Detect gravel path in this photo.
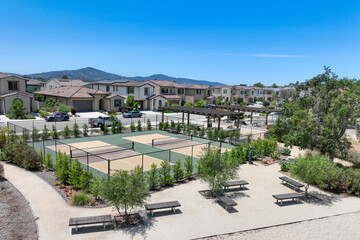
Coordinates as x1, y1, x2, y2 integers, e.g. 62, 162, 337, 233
0, 179, 38, 240
200, 211, 360, 240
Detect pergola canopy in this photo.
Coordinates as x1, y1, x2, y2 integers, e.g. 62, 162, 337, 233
160, 106, 244, 117
214, 105, 277, 114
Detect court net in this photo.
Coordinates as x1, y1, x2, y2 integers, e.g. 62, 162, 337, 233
71, 141, 135, 157
152, 136, 193, 147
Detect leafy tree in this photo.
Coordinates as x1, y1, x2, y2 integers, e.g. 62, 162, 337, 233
55, 152, 71, 184
173, 160, 184, 182
22, 128, 31, 142
219, 128, 227, 142
147, 163, 159, 190
253, 82, 264, 87
69, 159, 84, 189
136, 120, 142, 131
126, 95, 138, 110
184, 157, 194, 178
158, 122, 164, 130
61, 75, 69, 79
170, 120, 176, 128
45, 97, 57, 108
262, 100, 270, 107
103, 125, 109, 135
233, 97, 238, 104
99, 166, 148, 217
272, 67, 360, 160
90, 176, 101, 199
176, 122, 181, 133
32, 127, 41, 141
34, 94, 45, 102
216, 96, 224, 105
165, 101, 169, 107
79, 170, 93, 191
194, 100, 206, 108
213, 128, 219, 141
207, 128, 213, 140
198, 147, 239, 195
271, 83, 278, 88
147, 119, 152, 130
192, 126, 198, 137
229, 131, 234, 143
234, 131, 240, 140
10, 100, 25, 119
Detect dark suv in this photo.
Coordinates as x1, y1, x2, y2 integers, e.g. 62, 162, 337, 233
45, 112, 70, 122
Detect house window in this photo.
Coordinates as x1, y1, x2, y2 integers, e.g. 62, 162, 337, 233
9, 81, 19, 91
196, 89, 202, 94
116, 86, 118, 91
144, 87, 149, 96
158, 100, 162, 107
114, 99, 121, 107
240, 90, 245, 95
161, 88, 168, 94
106, 86, 110, 92
113, 86, 115, 91
223, 90, 227, 94
128, 87, 134, 94
178, 89, 184, 95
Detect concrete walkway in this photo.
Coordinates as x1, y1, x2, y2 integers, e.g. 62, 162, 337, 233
3, 152, 360, 240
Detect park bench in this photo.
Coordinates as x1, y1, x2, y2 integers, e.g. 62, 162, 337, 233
272, 193, 303, 205
69, 215, 113, 232
279, 176, 304, 190
217, 195, 237, 210
145, 201, 181, 216
224, 180, 249, 191
167, 127, 178, 134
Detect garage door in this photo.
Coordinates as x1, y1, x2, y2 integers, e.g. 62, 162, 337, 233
73, 100, 93, 112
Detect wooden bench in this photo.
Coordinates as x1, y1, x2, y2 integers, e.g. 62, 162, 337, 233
272, 193, 303, 205
217, 195, 237, 210
69, 215, 113, 232
145, 201, 181, 216
279, 176, 304, 190
224, 180, 249, 191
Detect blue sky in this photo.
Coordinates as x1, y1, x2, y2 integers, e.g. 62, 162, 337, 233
1, 0, 359, 85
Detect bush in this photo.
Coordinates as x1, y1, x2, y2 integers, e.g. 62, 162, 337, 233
58, 104, 70, 113
22, 128, 31, 142
2, 142, 41, 170
147, 119, 152, 130
103, 125, 109, 135
158, 122, 164, 131
184, 157, 194, 178
207, 129, 213, 140
42, 125, 51, 140
282, 148, 291, 156
136, 120, 142, 131
11, 100, 25, 119
192, 126, 198, 137
219, 128, 227, 142
173, 160, 184, 182
71, 108, 77, 116
73, 123, 80, 137
25, 114, 35, 119
213, 128, 219, 141
111, 121, 116, 134
82, 124, 89, 137
116, 121, 124, 133
170, 120, 176, 128
0, 162, 4, 179
147, 163, 160, 190
55, 152, 71, 184
51, 125, 59, 139
44, 153, 54, 170
160, 160, 173, 186
281, 162, 289, 172
176, 123, 181, 133
79, 169, 93, 191
90, 176, 101, 199
5, 113, 14, 119
32, 127, 41, 141
130, 122, 136, 132
71, 192, 91, 206
199, 127, 205, 138
164, 122, 169, 131
69, 159, 84, 190
62, 125, 71, 138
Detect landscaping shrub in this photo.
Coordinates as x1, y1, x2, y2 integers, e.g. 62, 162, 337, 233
199, 127, 205, 138
5, 113, 14, 119
73, 123, 80, 137
25, 114, 35, 119
160, 160, 173, 186
62, 125, 71, 138
82, 124, 89, 137
2, 142, 41, 170
103, 125, 109, 135
229, 131, 234, 143
111, 121, 116, 134
43, 153, 54, 170
69, 159, 84, 190
170, 120, 176, 128
282, 148, 292, 156
32, 127, 41, 141
58, 104, 70, 113
130, 122, 136, 132
0, 162, 4, 179
207, 129, 213, 140
288, 154, 360, 196
147, 119, 152, 130
173, 159, 184, 182
71, 108, 77, 116
22, 128, 31, 142
136, 120, 142, 131
55, 152, 71, 184
176, 123, 181, 133
164, 121, 169, 131
10, 100, 25, 119
90, 176, 101, 199
219, 128, 227, 142
71, 192, 91, 206
79, 170, 93, 190
42, 125, 50, 140
51, 125, 59, 139
213, 128, 219, 141
158, 122, 164, 131
186, 124, 190, 135
184, 157, 194, 178
192, 126, 198, 137
116, 121, 124, 133
147, 163, 160, 190
281, 162, 289, 172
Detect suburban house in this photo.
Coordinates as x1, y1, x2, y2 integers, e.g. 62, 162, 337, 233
0, 73, 36, 114
43, 78, 86, 90
181, 83, 211, 105
27, 79, 45, 92
147, 80, 184, 110
211, 85, 234, 103
35, 86, 125, 112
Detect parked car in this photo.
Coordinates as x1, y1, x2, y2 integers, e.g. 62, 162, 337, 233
122, 111, 142, 118
206, 104, 215, 109
88, 116, 119, 128
45, 112, 70, 122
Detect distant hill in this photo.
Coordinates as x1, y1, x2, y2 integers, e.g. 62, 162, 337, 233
25, 67, 224, 86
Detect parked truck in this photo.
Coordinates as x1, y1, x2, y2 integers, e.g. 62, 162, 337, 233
88, 116, 119, 128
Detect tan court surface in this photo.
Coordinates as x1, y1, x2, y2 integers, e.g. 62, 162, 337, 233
47, 140, 166, 173
124, 133, 229, 158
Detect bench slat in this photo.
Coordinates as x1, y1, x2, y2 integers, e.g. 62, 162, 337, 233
272, 193, 303, 200
69, 215, 112, 226
145, 201, 181, 211
225, 180, 249, 187
279, 176, 304, 187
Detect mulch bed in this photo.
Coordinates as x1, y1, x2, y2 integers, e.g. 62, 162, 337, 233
114, 213, 144, 228
0, 178, 38, 240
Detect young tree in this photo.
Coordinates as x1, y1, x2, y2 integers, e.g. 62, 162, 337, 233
184, 157, 194, 179
130, 122, 136, 132
116, 120, 124, 133
207, 128, 213, 140
198, 147, 239, 195
62, 125, 71, 138
69, 159, 83, 189
51, 125, 59, 139
173, 160, 184, 182
147, 119, 152, 130
99, 166, 148, 217
43, 153, 53, 170
73, 123, 80, 137
184, 102, 192, 107
82, 124, 89, 137
253, 82, 264, 87
272, 67, 360, 160
10, 100, 25, 119
147, 163, 159, 190
194, 100, 206, 108
136, 120, 142, 131
111, 121, 117, 134
126, 95, 138, 110
160, 160, 173, 186
219, 128, 227, 142
192, 126, 198, 137
216, 96, 224, 105
199, 126, 205, 138
42, 124, 50, 140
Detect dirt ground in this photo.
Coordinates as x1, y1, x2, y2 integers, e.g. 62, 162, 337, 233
0, 178, 38, 240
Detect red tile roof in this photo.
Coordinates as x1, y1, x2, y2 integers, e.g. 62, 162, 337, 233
148, 80, 184, 88
36, 87, 110, 99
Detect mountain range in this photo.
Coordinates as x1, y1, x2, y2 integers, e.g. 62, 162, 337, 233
24, 67, 224, 86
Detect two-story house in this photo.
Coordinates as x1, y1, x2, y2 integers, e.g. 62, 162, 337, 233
44, 78, 85, 90
181, 83, 211, 105
0, 73, 36, 114
147, 80, 184, 110
211, 85, 234, 103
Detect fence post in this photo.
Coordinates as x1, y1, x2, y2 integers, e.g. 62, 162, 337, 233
55, 139, 57, 161
191, 145, 194, 165
108, 160, 110, 177
87, 152, 89, 172
142, 154, 144, 173
144, 115, 146, 131
156, 115, 158, 130
42, 137, 45, 167
168, 150, 171, 164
